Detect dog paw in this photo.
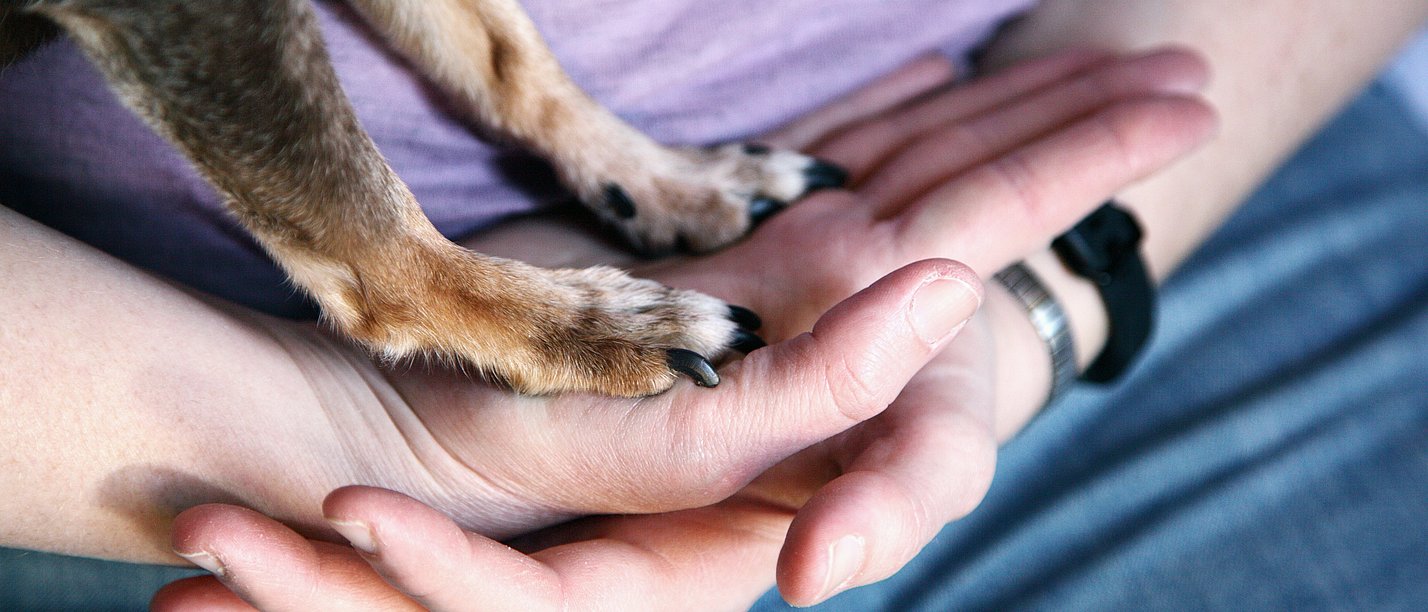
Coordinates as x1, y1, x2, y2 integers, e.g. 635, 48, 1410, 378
583, 143, 846, 254
347, 251, 766, 397
522, 266, 767, 395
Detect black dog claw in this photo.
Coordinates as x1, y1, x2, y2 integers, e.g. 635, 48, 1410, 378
749, 197, 786, 224
803, 160, 849, 192
602, 183, 637, 219
667, 349, 720, 388
730, 329, 768, 354
728, 305, 763, 331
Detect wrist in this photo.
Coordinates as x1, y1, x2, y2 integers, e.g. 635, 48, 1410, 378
987, 247, 1117, 440
1022, 249, 1110, 372
984, 281, 1055, 441
1003, 196, 1160, 425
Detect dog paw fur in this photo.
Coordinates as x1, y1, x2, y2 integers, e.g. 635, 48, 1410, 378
575, 143, 846, 254
335, 246, 765, 397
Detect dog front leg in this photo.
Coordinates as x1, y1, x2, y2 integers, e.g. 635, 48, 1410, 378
24, 0, 753, 395
347, 0, 846, 254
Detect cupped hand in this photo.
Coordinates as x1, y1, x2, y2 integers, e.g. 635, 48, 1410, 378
347, 254, 980, 538
156, 485, 795, 611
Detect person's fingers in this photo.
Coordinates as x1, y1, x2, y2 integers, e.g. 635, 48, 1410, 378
324, 486, 787, 612
814, 49, 1110, 180
899, 94, 1218, 276
762, 54, 957, 151
527, 503, 790, 611
151, 575, 255, 611
775, 357, 998, 606
168, 504, 421, 611
862, 48, 1210, 216
322, 486, 560, 612
622, 259, 984, 509
159, 489, 782, 611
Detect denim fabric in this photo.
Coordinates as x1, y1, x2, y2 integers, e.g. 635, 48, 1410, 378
752, 75, 1428, 612
0, 551, 197, 611
5, 53, 1427, 612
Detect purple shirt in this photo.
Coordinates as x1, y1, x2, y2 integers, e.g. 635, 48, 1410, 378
0, 0, 1033, 317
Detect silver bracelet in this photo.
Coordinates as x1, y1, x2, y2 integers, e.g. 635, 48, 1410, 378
994, 262, 1078, 406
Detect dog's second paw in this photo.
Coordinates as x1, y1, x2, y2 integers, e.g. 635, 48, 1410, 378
583, 143, 847, 254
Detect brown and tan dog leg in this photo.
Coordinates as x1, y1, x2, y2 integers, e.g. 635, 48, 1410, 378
18, 0, 757, 395
346, 0, 847, 254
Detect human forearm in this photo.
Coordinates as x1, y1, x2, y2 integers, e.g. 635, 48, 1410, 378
0, 206, 366, 563
981, 1, 1428, 427
986, 0, 1428, 274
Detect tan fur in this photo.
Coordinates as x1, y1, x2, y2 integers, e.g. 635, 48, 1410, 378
5, 0, 829, 396
345, 0, 826, 252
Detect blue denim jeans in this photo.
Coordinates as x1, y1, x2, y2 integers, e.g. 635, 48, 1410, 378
5, 76, 1427, 612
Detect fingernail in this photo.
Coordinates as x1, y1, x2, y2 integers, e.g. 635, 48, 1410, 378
328, 518, 378, 554
817, 534, 865, 602
176, 550, 225, 577
910, 276, 978, 345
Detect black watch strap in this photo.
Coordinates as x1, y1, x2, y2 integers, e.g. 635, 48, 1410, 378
1051, 201, 1155, 383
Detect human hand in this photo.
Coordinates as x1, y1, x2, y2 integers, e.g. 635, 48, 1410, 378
249, 252, 977, 543
156, 485, 796, 611
656, 47, 1214, 605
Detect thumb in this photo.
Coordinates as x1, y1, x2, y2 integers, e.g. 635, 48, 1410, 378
754, 258, 982, 424
646, 259, 983, 504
